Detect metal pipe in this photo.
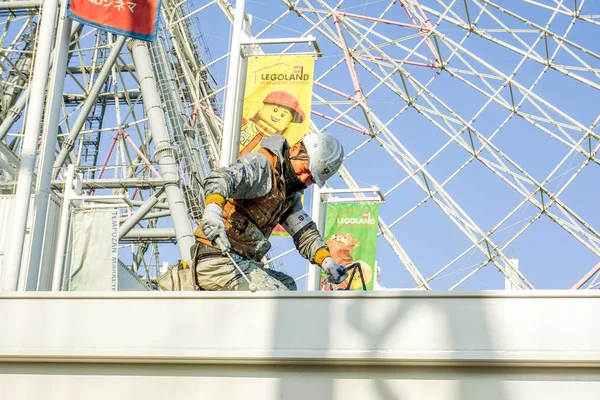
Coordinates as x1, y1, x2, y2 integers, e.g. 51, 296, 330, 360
338, 11, 428, 30
118, 189, 164, 239
320, 187, 384, 198
0, 0, 43, 9
63, 90, 141, 103
1, 26, 33, 123
66, 64, 135, 74
572, 261, 600, 290
229, 14, 251, 164
121, 210, 171, 223
0, 86, 28, 143
0, 178, 180, 190
354, 53, 437, 68
307, 186, 326, 291
333, 16, 362, 101
128, 39, 195, 261
52, 164, 75, 291
26, 3, 73, 291
2, 0, 61, 291
122, 131, 161, 178
0, 22, 82, 142
52, 36, 126, 177
310, 109, 370, 135
80, 198, 170, 209
58, 178, 178, 189
219, 0, 246, 168
149, 36, 205, 220
123, 228, 176, 239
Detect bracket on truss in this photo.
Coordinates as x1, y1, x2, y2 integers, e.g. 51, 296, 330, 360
319, 186, 384, 204
240, 35, 322, 57
73, 194, 134, 209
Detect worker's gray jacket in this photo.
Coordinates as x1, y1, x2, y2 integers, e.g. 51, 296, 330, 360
196, 135, 327, 262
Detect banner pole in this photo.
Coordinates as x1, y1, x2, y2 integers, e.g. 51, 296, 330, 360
229, 13, 251, 164
2, 0, 60, 291
307, 186, 326, 291
26, 2, 73, 290
219, 0, 246, 168
52, 164, 75, 291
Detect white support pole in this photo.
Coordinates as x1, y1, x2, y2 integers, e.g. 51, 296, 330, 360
128, 39, 195, 261
228, 15, 251, 164
505, 259, 519, 290
307, 186, 326, 291
2, 0, 60, 291
219, 0, 246, 168
25, 2, 73, 291
373, 262, 385, 290
52, 164, 75, 291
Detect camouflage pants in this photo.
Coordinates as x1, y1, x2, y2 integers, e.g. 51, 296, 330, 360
195, 253, 297, 291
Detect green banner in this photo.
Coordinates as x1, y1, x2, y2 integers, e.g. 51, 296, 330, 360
321, 203, 379, 290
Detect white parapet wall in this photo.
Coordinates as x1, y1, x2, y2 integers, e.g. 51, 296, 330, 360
1, 290, 600, 399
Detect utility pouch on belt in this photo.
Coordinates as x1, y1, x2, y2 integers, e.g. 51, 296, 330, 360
195, 240, 223, 258
157, 244, 200, 291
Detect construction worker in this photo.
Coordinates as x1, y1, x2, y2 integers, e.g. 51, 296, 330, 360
193, 132, 347, 291
239, 90, 305, 156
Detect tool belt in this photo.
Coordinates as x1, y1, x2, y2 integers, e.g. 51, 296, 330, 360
156, 243, 202, 291
194, 240, 224, 259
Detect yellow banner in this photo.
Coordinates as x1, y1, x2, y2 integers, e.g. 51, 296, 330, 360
239, 55, 315, 156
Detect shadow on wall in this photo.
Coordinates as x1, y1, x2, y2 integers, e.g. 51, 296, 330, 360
273, 293, 508, 400
348, 296, 507, 400
272, 295, 333, 399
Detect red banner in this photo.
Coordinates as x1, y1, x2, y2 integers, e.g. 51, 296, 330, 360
68, 0, 161, 42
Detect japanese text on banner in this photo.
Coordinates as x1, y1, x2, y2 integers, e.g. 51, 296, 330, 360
68, 0, 160, 42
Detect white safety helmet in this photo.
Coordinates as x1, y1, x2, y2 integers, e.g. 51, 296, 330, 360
303, 132, 344, 188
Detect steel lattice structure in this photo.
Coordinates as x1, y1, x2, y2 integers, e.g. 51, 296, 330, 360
0, 0, 599, 291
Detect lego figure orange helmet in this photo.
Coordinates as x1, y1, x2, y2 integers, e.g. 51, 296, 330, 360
262, 90, 305, 123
